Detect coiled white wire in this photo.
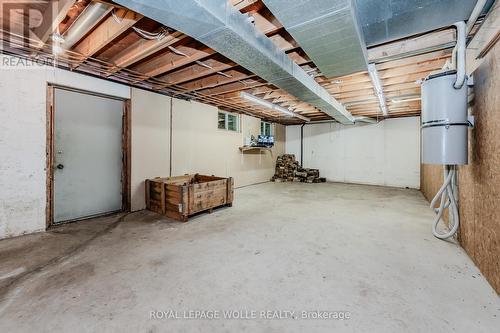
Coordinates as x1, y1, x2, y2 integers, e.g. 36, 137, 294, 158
430, 165, 459, 239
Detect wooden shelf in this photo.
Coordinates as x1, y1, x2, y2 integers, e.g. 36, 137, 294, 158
239, 146, 272, 153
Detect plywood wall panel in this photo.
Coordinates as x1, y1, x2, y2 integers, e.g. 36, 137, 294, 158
420, 42, 500, 293
457, 41, 500, 293
420, 164, 442, 202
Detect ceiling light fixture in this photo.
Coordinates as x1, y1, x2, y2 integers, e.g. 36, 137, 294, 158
367, 63, 388, 116
240, 92, 311, 122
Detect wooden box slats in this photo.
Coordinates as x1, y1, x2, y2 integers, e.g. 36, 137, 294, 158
146, 174, 234, 222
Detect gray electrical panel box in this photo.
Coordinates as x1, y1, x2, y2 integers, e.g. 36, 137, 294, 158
421, 71, 468, 165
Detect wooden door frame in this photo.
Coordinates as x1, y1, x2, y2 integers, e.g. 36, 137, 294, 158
45, 85, 131, 229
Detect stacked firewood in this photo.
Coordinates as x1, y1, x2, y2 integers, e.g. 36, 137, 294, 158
271, 154, 326, 183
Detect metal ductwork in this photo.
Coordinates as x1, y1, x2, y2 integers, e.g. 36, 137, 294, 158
63, 2, 112, 49
262, 0, 368, 78
114, 0, 354, 124
356, 0, 492, 47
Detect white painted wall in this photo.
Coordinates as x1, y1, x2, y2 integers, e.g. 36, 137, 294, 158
130, 88, 171, 211
286, 117, 421, 188
0, 55, 284, 238
171, 99, 285, 188
0, 55, 130, 239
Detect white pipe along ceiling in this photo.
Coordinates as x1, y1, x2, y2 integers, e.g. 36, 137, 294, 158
113, 0, 355, 124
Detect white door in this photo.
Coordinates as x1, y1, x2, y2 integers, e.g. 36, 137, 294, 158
53, 88, 124, 223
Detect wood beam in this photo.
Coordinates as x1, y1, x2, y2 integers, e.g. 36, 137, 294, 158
197, 79, 268, 96
368, 29, 455, 63
73, 9, 142, 62
179, 69, 255, 92
378, 58, 447, 79
466, 1, 500, 74
231, 0, 262, 12
106, 31, 187, 75
133, 43, 216, 77
324, 81, 374, 94
156, 57, 237, 87
249, 11, 283, 35
376, 49, 451, 70
382, 72, 429, 86
332, 88, 375, 100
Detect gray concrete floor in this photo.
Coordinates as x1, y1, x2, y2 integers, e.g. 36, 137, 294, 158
0, 182, 498, 332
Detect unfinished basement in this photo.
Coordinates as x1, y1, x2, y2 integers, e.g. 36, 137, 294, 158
0, 0, 499, 332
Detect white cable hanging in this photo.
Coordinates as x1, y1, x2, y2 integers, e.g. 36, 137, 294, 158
430, 166, 460, 239
195, 60, 212, 69
217, 71, 232, 78
133, 26, 169, 41
428, 20, 469, 240
112, 9, 169, 41
168, 45, 188, 56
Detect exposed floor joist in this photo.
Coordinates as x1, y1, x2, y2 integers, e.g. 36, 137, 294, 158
0, 0, 458, 123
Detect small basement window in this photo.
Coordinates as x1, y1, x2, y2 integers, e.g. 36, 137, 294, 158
218, 111, 240, 132
261, 121, 273, 136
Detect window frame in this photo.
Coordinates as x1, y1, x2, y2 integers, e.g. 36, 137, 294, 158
218, 111, 240, 132
260, 121, 273, 136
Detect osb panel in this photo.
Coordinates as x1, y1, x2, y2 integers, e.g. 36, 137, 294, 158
420, 164, 449, 223
457, 41, 500, 294
421, 42, 500, 293
420, 164, 443, 203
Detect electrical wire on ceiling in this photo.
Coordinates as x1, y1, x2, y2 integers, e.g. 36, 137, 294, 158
193, 61, 232, 78
133, 26, 169, 40
167, 45, 188, 56
112, 9, 169, 41
195, 60, 212, 69
112, 9, 233, 82
217, 71, 232, 78
1, 29, 283, 122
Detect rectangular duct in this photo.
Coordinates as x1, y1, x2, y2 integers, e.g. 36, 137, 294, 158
357, 0, 482, 47
114, 0, 354, 124
263, 0, 368, 78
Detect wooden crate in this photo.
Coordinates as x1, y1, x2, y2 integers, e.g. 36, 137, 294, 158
145, 174, 234, 222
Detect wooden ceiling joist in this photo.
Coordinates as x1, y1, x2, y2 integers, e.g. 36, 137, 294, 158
155, 56, 237, 87
197, 79, 268, 96
0, 0, 458, 122
73, 8, 142, 65
179, 69, 255, 92
132, 42, 216, 78
106, 31, 187, 75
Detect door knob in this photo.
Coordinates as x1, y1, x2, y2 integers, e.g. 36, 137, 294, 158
56, 164, 64, 170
